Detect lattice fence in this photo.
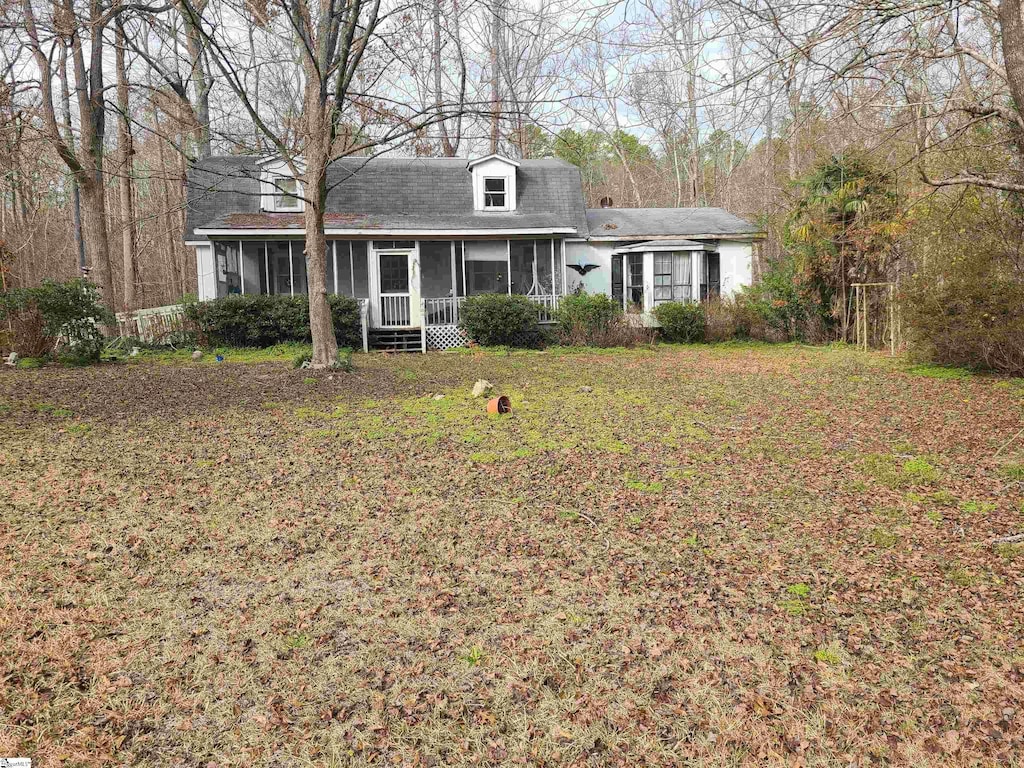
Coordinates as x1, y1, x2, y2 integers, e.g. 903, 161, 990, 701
426, 325, 469, 350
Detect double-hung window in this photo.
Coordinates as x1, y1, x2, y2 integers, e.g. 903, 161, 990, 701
483, 177, 507, 209
273, 176, 301, 211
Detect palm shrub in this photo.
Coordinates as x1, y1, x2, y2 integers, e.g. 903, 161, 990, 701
185, 294, 361, 348
459, 293, 544, 347
653, 301, 706, 343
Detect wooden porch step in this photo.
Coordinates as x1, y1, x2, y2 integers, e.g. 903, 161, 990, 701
369, 329, 422, 352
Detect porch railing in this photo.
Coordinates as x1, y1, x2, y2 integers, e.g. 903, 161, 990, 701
423, 296, 466, 326
422, 295, 561, 327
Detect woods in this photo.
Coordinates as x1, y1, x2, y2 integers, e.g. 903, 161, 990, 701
0, 0, 1022, 369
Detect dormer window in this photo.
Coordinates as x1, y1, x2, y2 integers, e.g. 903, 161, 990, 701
273, 176, 301, 211
259, 156, 305, 212
483, 177, 506, 209
468, 154, 519, 212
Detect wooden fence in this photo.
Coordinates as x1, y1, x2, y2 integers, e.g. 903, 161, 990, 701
115, 304, 191, 344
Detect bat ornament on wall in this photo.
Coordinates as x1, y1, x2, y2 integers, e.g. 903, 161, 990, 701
566, 264, 601, 276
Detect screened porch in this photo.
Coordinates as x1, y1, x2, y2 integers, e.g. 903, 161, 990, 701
211, 237, 566, 330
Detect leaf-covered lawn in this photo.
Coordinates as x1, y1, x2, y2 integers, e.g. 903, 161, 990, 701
2, 344, 1023, 767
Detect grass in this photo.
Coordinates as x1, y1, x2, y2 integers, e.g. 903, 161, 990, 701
2, 343, 1023, 767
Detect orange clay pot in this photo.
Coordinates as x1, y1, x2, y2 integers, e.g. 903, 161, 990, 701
486, 395, 512, 415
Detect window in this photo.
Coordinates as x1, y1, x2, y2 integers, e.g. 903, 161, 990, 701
627, 253, 644, 307
379, 253, 409, 293
654, 253, 672, 304
483, 177, 506, 209
672, 251, 692, 301
273, 176, 301, 211
373, 240, 414, 250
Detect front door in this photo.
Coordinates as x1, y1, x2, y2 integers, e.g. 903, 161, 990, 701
378, 251, 412, 327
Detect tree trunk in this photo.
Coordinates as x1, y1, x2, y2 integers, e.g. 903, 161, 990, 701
115, 19, 138, 310
302, 97, 338, 368
56, 44, 86, 274
999, 0, 1024, 160
180, 0, 213, 158
68, 0, 115, 310
488, 0, 503, 154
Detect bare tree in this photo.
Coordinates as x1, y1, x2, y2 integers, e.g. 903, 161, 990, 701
20, 0, 117, 309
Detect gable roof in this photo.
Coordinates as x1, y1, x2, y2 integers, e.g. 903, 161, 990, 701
586, 208, 760, 240
184, 155, 588, 240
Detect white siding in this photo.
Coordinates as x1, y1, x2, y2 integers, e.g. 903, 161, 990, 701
564, 241, 611, 294
718, 240, 753, 297
195, 244, 216, 301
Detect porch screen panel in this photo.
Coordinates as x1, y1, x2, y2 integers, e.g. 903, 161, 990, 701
214, 241, 241, 297
420, 241, 453, 298
509, 240, 535, 295
351, 242, 369, 297
266, 241, 291, 294
291, 241, 308, 295
464, 240, 507, 295
325, 242, 336, 293
672, 252, 692, 301
335, 242, 353, 296
536, 239, 553, 295
240, 242, 263, 294
455, 242, 465, 296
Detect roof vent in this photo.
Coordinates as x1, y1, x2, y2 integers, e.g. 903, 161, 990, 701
599, 196, 614, 208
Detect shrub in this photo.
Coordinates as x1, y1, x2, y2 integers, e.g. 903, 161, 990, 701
0, 279, 112, 363
653, 301, 706, 343
556, 293, 621, 335
459, 293, 544, 347
739, 255, 825, 342
903, 272, 1024, 376
185, 294, 361, 349
553, 292, 650, 347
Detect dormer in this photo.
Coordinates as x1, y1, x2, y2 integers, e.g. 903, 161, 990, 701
467, 154, 519, 212
258, 156, 305, 213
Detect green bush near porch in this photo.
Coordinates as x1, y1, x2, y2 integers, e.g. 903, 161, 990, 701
653, 301, 706, 343
185, 294, 361, 349
459, 294, 545, 348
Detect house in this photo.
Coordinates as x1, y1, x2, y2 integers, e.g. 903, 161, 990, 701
184, 154, 761, 349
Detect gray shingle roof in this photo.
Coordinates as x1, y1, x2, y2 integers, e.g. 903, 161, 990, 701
585, 208, 760, 239
184, 156, 589, 239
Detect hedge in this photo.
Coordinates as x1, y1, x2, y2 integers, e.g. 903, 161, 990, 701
185, 294, 361, 349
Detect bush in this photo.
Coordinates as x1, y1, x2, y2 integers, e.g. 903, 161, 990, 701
0, 279, 112, 363
555, 293, 621, 335
653, 301, 706, 343
554, 292, 651, 347
739, 255, 826, 342
459, 294, 544, 347
903, 272, 1024, 376
185, 294, 361, 349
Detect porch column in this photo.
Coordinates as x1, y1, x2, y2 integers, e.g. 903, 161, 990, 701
642, 251, 655, 313
693, 249, 701, 303
408, 242, 422, 327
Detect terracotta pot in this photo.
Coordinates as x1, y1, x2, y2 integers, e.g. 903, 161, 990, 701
486, 395, 512, 415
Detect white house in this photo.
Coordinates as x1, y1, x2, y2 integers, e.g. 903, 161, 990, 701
184, 153, 761, 349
